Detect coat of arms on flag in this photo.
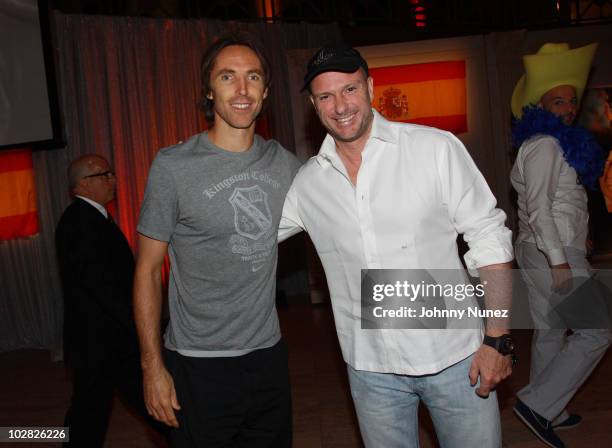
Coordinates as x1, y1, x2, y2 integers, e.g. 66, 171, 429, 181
370, 61, 467, 134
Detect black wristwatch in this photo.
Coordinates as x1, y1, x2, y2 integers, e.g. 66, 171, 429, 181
483, 334, 515, 355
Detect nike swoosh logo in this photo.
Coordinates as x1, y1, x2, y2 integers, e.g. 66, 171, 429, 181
252, 263, 266, 272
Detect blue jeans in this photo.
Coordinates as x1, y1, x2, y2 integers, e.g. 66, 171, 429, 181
347, 354, 501, 448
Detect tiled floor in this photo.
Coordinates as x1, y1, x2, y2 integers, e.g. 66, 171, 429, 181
2, 255, 612, 447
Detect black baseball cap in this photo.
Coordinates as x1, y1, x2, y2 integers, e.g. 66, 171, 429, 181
301, 43, 369, 92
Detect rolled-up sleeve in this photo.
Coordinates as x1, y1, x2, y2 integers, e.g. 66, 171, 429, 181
441, 135, 513, 275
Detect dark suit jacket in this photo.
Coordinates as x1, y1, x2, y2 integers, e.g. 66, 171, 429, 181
55, 198, 137, 369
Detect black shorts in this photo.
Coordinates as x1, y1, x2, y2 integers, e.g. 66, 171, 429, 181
165, 340, 292, 448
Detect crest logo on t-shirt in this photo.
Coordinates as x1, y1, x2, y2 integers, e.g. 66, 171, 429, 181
229, 185, 272, 240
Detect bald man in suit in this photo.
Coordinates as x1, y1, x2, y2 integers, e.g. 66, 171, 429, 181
56, 154, 161, 447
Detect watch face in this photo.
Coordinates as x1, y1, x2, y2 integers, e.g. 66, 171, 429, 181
503, 338, 514, 353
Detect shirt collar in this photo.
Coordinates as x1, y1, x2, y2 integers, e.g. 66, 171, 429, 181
76, 195, 108, 218
316, 109, 397, 166
369, 109, 397, 145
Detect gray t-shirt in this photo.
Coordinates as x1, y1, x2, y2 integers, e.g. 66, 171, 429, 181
138, 132, 301, 356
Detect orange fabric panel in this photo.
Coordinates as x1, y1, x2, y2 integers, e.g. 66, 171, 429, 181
0, 149, 38, 239
0, 170, 38, 218
370, 61, 467, 134
373, 78, 466, 120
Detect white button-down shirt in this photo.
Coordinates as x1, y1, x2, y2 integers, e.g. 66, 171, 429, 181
280, 111, 513, 375
510, 135, 588, 265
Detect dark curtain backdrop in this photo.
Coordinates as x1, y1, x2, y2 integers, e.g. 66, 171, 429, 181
0, 12, 340, 352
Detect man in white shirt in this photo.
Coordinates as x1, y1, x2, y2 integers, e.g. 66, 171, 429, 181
510, 43, 611, 448
280, 43, 514, 447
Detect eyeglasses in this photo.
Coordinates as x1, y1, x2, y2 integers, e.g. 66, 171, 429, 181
83, 170, 115, 180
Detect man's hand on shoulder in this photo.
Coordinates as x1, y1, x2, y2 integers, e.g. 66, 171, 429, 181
469, 341, 512, 398
143, 362, 181, 428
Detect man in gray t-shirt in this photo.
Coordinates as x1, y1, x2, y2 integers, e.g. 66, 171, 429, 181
134, 34, 300, 448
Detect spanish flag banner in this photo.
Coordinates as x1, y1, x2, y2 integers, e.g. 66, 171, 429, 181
370, 61, 467, 134
0, 149, 38, 240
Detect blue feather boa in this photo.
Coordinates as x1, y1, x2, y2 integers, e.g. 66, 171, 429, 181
511, 106, 605, 190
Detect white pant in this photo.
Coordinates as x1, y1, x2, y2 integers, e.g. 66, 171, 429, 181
516, 242, 611, 421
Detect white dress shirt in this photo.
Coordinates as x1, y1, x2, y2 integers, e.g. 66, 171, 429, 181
280, 111, 513, 375
510, 135, 588, 265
